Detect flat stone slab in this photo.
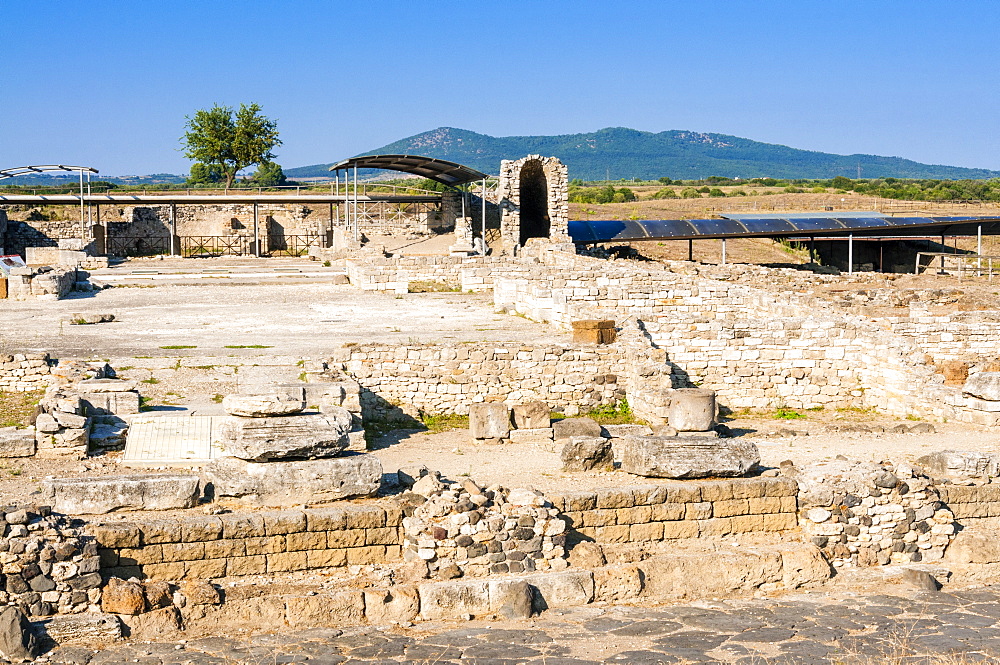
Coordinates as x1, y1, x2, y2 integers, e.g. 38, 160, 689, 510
222, 394, 305, 417
42, 474, 200, 515
619, 435, 760, 479
0, 428, 36, 458
216, 409, 352, 461
418, 570, 594, 620
202, 453, 382, 506
122, 416, 217, 467
918, 450, 1000, 478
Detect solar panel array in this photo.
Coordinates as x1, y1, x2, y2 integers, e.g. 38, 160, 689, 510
568, 215, 1000, 243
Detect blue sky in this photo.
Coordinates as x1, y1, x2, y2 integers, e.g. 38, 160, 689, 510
3, 1, 999, 176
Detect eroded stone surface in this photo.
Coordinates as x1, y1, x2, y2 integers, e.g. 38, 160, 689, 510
216, 408, 352, 461
619, 435, 759, 479
42, 474, 200, 515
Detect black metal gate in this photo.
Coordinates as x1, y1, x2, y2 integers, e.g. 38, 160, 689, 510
266, 234, 320, 257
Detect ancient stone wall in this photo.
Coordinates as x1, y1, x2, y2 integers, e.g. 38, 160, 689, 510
887, 313, 1000, 361
4, 216, 82, 257
551, 477, 799, 545
91, 503, 403, 581
0, 353, 54, 392
329, 343, 627, 418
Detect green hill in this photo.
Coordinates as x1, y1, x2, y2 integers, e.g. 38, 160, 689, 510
286, 126, 1000, 181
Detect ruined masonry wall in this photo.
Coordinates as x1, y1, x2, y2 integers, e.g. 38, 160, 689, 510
887, 313, 1000, 361
91, 504, 403, 581
331, 343, 627, 417
0, 353, 54, 392
551, 477, 799, 545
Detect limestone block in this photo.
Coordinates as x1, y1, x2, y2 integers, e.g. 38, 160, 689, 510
512, 401, 550, 429
101, 578, 146, 615
363, 586, 419, 623
601, 424, 654, 438
0, 428, 36, 457
509, 428, 554, 444
917, 450, 1000, 478
222, 393, 306, 417
668, 388, 717, 432
203, 454, 381, 506
469, 402, 510, 440
964, 372, 1000, 401
571, 320, 616, 345
43, 474, 201, 515
552, 417, 603, 440
619, 435, 759, 479
778, 544, 832, 588
639, 549, 783, 598
945, 530, 1000, 564
216, 408, 352, 461
39, 613, 122, 645
561, 436, 613, 472
35, 414, 60, 434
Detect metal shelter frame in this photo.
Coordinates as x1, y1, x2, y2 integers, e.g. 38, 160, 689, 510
0, 165, 99, 240
328, 154, 493, 254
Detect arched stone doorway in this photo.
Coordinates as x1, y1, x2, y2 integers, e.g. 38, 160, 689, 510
518, 160, 550, 244
497, 154, 570, 255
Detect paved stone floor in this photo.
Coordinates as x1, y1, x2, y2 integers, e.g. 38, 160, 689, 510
43, 586, 1000, 664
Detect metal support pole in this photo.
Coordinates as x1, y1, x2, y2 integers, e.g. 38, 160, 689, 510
79, 170, 85, 240
848, 234, 853, 275
978, 225, 983, 276
809, 236, 815, 262
170, 203, 177, 256
941, 234, 946, 272
688, 239, 693, 261
86, 172, 92, 243
721, 238, 727, 265
353, 165, 359, 242
253, 202, 260, 257
481, 178, 487, 255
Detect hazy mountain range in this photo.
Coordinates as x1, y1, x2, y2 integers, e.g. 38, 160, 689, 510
286, 126, 1000, 181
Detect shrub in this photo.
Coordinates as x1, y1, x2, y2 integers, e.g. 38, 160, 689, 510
680, 187, 701, 198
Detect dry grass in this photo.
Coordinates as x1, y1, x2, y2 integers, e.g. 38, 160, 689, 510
0, 390, 42, 428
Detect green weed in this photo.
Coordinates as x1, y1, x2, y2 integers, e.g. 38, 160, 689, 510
223, 344, 273, 349
419, 412, 469, 433
160, 345, 197, 350
773, 406, 805, 420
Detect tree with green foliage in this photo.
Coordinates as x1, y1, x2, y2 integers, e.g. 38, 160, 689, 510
253, 161, 287, 187
181, 103, 281, 188
658, 177, 673, 185
187, 162, 223, 185
680, 187, 701, 198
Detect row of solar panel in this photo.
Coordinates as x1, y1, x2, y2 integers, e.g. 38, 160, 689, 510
568, 216, 1000, 243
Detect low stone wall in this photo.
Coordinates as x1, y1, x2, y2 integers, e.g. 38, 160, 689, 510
345, 256, 508, 294
888, 313, 1000, 362
551, 477, 799, 545
91, 503, 403, 581
939, 484, 1000, 525
330, 343, 627, 417
0, 353, 54, 392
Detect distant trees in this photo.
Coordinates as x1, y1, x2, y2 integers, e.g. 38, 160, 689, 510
187, 162, 223, 185
181, 103, 281, 188
253, 161, 287, 187
568, 184, 636, 204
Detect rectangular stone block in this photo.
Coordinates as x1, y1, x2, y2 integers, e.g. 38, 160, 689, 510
630, 522, 664, 541
344, 506, 386, 529
226, 555, 267, 576
761, 513, 798, 531
650, 503, 686, 521
729, 514, 765, 532
185, 558, 227, 579
614, 505, 652, 525
561, 491, 597, 512
307, 549, 348, 568
141, 562, 185, 580
685, 502, 713, 520
286, 531, 327, 551
267, 551, 308, 573
661, 521, 700, 539
117, 546, 162, 566
748, 497, 784, 514
305, 507, 348, 531
561, 512, 583, 529
780, 496, 798, 512
581, 509, 617, 528
141, 520, 182, 545
385, 545, 401, 560
263, 510, 307, 535
326, 529, 365, 548
594, 525, 630, 543
365, 527, 400, 546
221, 513, 266, 539
97, 548, 119, 567
713, 499, 751, 518
698, 518, 733, 537
419, 579, 490, 620
699, 481, 734, 502
347, 545, 387, 565
160, 542, 206, 562
204, 539, 246, 559
662, 484, 702, 503
244, 535, 286, 556
594, 488, 635, 509
181, 517, 223, 542
91, 524, 140, 548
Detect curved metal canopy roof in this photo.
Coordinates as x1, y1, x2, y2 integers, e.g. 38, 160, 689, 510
0, 165, 99, 180
569, 213, 1000, 244
328, 154, 487, 187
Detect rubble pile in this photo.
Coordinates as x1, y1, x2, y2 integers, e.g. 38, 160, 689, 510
402, 476, 568, 578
